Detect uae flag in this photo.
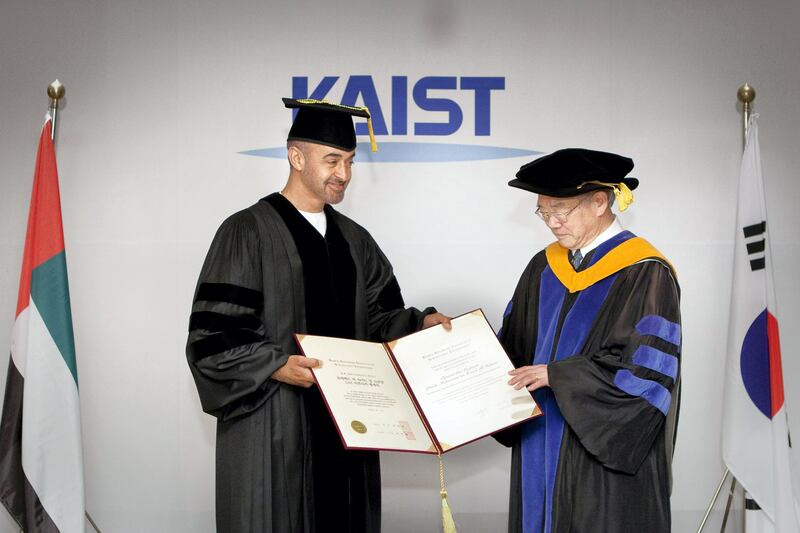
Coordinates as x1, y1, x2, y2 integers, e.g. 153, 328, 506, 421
721, 115, 800, 532
0, 118, 85, 531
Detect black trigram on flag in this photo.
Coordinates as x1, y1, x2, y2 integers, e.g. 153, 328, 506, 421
743, 220, 766, 271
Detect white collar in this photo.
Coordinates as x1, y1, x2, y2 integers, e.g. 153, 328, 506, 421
574, 218, 623, 258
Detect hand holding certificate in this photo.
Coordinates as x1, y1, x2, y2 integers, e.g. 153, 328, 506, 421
295, 309, 541, 454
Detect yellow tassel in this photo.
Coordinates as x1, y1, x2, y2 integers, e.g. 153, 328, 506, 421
616, 182, 634, 211
441, 490, 457, 533
366, 115, 378, 152
438, 455, 457, 533
577, 180, 635, 211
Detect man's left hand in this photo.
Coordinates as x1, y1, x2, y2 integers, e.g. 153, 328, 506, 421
508, 364, 549, 391
423, 312, 452, 331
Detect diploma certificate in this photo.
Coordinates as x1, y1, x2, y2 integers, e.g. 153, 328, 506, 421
296, 309, 541, 454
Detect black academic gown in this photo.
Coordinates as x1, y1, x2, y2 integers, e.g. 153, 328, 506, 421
496, 231, 681, 533
186, 193, 434, 533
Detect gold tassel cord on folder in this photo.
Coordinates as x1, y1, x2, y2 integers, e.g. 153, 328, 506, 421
438, 454, 457, 533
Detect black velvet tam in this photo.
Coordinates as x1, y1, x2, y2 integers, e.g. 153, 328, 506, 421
283, 98, 370, 152
509, 148, 639, 197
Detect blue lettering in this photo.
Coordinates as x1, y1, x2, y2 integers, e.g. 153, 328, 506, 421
392, 76, 408, 135
412, 76, 463, 136
340, 75, 388, 136
290, 75, 505, 137
461, 77, 505, 136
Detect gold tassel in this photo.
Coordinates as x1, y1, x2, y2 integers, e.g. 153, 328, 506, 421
366, 114, 378, 152
615, 182, 634, 211
577, 180, 635, 211
438, 454, 457, 533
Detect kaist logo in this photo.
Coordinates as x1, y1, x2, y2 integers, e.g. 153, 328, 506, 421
292, 75, 505, 136
241, 75, 539, 163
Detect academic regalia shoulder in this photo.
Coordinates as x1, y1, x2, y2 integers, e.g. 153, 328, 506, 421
545, 237, 676, 293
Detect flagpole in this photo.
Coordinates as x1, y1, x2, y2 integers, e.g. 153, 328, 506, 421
719, 476, 738, 532
697, 469, 731, 532
45, 80, 104, 533
696, 83, 757, 533
47, 80, 64, 142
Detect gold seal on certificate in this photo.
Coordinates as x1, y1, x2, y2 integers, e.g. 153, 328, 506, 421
296, 309, 541, 454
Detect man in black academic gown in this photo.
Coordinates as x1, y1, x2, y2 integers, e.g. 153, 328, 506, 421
498, 149, 681, 533
186, 98, 450, 533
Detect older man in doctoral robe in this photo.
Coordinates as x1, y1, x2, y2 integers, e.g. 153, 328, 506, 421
500, 148, 681, 533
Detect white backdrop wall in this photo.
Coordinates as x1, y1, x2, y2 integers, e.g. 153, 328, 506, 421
1, 0, 799, 531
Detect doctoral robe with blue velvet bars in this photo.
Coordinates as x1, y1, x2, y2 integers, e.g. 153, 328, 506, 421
496, 230, 681, 533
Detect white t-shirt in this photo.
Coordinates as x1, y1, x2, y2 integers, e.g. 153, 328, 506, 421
280, 192, 328, 236
298, 208, 327, 236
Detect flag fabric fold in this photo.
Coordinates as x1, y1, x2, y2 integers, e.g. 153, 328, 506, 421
0, 117, 85, 532
721, 114, 800, 532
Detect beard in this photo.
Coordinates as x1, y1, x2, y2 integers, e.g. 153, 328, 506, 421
322, 178, 347, 204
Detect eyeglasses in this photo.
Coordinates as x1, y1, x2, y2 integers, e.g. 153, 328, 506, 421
534, 197, 587, 223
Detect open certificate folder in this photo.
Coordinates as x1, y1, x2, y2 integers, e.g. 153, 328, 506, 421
295, 309, 541, 454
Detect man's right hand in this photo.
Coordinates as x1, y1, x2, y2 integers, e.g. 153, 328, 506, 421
271, 355, 320, 388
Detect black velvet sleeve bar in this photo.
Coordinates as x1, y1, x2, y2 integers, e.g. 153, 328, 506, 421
186, 210, 289, 420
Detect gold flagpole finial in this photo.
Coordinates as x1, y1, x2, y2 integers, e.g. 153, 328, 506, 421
47, 80, 65, 141
737, 83, 755, 149
737, 83, 755, 105
47, 79, 65, 103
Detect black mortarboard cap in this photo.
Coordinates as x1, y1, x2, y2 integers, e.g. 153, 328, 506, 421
509, 148, 638, 195
508, 148, 639, 210
283, 98, 377, 152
